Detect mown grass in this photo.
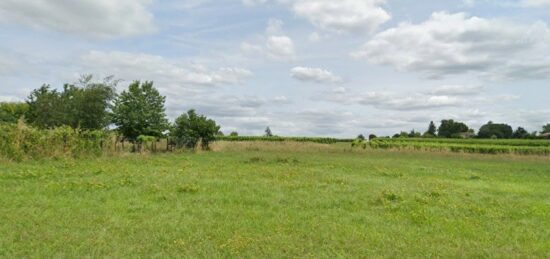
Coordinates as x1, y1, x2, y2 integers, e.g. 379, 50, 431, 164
1, 141, 549, 258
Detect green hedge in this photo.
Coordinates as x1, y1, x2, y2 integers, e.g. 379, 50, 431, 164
0, 122, 110, 161
369, 138, 550, 155
215, 136, 354, 144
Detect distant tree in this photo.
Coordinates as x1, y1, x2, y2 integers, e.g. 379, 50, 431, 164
543, 124, 550, 134
437, 119, 470, 138
426, 121, 437, 136
172, 109, 220, 150
512, 127, 530, 139
0, 102, 29, 124
478, 121, 513, 139
368, 134, 377, 140
397, 131, 409, 138
112, 81, 169, 142
392, 133, 400, 139
216, 131, 224, 136
408, 130, 421, 138
357, 134, 365, 141
264, 126, 273, 137
230, 131, 239, 137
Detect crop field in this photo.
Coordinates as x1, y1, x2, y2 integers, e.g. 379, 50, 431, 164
1, 141, 549, 258
370, 138, 550, 155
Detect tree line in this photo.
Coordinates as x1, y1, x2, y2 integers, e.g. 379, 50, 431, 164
0, 76, 220, 150
383, 120, 550, 140
1, 75, 549, 145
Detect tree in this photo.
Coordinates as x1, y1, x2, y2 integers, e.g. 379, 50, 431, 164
437, 119, 470, 138
172, 109, 220, 150
426, 121, 437, 136
26, 85, 64, 128
230, 131, 239, 137
112, 81, 169, 142
265, 126, 273, 137
25, 75, 116, 130
512, 127, 530, 139
408, 130, 421, 138
60, 76, 117, 130
543, 124, 550, 134
478, 121, 513, 139
0, 102, 29, 124
368, 134, 377, 140
357, 134, 365, 141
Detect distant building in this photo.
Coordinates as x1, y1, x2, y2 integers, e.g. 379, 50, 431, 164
540, 133, 550, 139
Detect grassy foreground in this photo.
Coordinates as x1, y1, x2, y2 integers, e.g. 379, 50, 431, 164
1, 142, 549, 258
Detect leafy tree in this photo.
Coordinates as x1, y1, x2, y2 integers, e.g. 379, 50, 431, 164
112, 81, 169, 142
230, 131, 239, 137
478, 121, 513, 139
0, 102, 29, 124
437, 119, 470, 138
357, 134, 365, 141
61, 76, 116, 129
368, 134, 377, 140
512, 127, 530, 139
265, 126, 273, 137
172, 109, 220, 150
25, 75, 116, 130
408, 130, 421, 138
543, 124, 550, 134
426, 121, 437, 136
26, 85, 64, 128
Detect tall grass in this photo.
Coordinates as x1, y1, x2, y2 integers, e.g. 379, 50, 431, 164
0, 121, 110, 161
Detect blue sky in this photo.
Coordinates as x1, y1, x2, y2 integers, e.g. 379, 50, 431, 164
0, 0, 549, 136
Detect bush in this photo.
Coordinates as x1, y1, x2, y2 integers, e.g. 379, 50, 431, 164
0, 121, 109, 161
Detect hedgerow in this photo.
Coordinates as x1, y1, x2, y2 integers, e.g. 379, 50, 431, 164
0, 121, 111, 161
369, 138, 550, 155
215, 136, 354, 144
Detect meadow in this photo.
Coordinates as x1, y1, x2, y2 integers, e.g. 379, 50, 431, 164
1, 141, 549, 258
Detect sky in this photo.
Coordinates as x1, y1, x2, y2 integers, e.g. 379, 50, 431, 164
0, 0, 549, 137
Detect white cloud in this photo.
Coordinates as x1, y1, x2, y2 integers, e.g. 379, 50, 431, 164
241, 19, 295, 61
290, 67, 342, 84
266, 36, 296, 60
273, 96, 291, 103
244, 0, 390, 34
292, 0, 391, 34
322, 84, 497, 111
242, 0, 270, 6
0, 0, 155, 38
353, 12, 550, 79
521, 0, 550, 6
80, 51, 252, 88
429, 85, 485, 96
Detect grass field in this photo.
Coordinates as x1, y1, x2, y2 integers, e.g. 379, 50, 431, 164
1, 141, 549, 258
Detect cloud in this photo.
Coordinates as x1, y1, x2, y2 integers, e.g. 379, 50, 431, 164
521, 0, 550, 7
243, 0, 390, 34
266, 36, 296, 60
292, 0, 391, 34
352, 12, 550, 80
241, 19, 296, 61
80, 51, 252, 89
290, 67, 342, 84
322, 84, 498, 111
429, 85, 484, 96
0, 0, 155, 39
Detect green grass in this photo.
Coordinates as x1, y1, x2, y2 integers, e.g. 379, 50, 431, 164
1, 142, 549, 258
